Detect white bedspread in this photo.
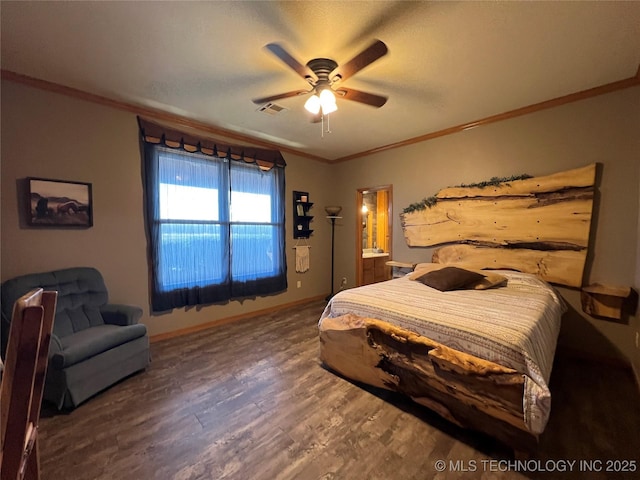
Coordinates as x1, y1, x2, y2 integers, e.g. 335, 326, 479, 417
319, 271, 565, 434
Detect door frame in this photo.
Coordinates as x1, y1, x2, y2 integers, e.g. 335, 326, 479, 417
355, 185, 393, 286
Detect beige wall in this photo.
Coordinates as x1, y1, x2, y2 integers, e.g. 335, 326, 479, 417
0, 81, 333, 337
2, 80, 639, 370
330, 86, 640, 366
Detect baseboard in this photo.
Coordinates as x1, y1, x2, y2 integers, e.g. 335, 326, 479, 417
149, 294, 326, 343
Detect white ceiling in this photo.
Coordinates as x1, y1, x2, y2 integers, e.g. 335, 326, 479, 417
2, 1, 639, 161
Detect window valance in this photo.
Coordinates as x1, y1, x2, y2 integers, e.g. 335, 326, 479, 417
137, 117, 286, 170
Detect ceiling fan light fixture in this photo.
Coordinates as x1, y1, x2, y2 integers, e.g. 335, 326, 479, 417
304, 94, 321, 114
320, 88, 338, 115
319, 88, 337, 114
304, 89, 338, 115
319, 88, 336, 104
255, 40, 389, 118
321, 101, 337, 115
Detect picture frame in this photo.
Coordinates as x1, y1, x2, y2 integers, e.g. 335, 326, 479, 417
27, 177, 93, 227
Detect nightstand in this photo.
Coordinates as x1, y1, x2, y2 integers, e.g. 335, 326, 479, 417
386, 261, 416, 279
581, 283, 636, 320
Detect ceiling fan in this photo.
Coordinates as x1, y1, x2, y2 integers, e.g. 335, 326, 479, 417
252, 40, 389, 119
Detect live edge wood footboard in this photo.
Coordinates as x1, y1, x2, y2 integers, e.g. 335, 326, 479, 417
319, 314, 539, 452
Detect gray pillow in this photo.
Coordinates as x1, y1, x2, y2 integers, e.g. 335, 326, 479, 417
415, 266, 485, 292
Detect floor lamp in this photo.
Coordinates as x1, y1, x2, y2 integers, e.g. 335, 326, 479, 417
325, 206, 342, 301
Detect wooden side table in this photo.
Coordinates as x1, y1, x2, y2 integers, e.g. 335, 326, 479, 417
581, 283, 635, 320
386, 261, 416, 279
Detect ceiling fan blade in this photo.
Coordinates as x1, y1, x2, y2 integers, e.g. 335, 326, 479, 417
252, 90, 309, 105
331, 39, 388, 83
336, 87, 388, 108
265, 43, 315, 81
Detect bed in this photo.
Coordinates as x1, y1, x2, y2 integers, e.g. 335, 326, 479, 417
318, 267, 566, 451
318, 165, 596, 452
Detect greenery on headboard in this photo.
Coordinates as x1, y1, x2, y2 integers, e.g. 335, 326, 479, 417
402, 174, 533, 214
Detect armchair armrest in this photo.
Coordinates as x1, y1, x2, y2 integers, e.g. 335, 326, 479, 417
100, 304, 143, 326
48, 333, 63, 358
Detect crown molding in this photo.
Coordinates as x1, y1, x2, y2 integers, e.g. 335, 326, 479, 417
3, 67, 639, 165
333, 68, 640, 163
0, 70, 332, 163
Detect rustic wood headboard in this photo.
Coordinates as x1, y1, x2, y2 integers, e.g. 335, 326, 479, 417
400, 164, 596, 287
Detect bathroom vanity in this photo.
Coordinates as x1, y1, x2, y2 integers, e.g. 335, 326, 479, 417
362, 250, 390, 285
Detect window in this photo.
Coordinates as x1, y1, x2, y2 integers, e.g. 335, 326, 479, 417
143, 144, 286, 312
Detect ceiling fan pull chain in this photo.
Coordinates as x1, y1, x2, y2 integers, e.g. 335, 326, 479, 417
320, 113, 332, 138
321, 114, 324, 138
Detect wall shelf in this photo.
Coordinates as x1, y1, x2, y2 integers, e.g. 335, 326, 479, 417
581, 283, 635, 321
293, 191, 313, 239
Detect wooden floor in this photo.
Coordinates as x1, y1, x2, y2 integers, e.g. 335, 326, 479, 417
38, 300, 640, 480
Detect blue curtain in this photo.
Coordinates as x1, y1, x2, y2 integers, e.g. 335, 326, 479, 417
143, 143, 286, 312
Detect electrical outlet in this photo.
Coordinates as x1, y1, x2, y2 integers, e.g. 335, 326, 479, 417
341, 277, 347, 289
297, 280, 301, 288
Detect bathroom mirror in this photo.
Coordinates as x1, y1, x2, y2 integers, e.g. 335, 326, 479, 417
356, 185, 393, 286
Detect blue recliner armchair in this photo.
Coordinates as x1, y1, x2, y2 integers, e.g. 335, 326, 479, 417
1, 267, 150, 409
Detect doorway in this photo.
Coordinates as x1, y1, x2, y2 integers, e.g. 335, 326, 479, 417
356, 185, 393, 286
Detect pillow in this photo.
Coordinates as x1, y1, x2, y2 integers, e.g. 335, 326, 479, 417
409, 263, 508, 290
470, 271, 508, 290
407, 263, 446, 280
414, 266, 486, 292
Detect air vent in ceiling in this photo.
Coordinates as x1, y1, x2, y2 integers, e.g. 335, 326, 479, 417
257, 102, 288, 116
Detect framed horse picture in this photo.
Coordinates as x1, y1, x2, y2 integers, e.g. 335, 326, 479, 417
27, 177, 93, 227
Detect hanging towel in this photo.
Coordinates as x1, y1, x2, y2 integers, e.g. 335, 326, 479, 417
295, 246, 310, 273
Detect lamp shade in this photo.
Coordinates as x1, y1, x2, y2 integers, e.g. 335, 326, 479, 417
319, 89, 337, 114
321, 101, 337, 115
319, 89, 336, 104
325, 205, 342, 216
304, 94, 321, 114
